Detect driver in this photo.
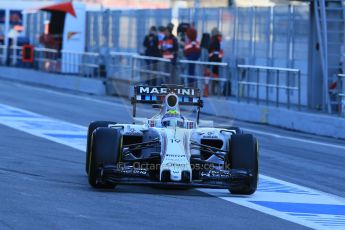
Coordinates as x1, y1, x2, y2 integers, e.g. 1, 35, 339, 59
161, 109, 184, 127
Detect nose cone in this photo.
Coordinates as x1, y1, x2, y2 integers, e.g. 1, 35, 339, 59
170, 169, 182, 181
159, 129, 192, 182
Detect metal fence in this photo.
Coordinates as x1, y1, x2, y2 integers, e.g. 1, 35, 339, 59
7, 43, 342, 116
8, 46, 23, 66
107, 52, 136, 80
3, 46, 303, 106
34, 47, 59, 72
108, 54, 303, 108
237, 65, 301, 109
107, 52, 231, 97
107, 53, 302, 108
132, 55, 170, 83
60, 50, 101, 77
179, 59, 230, 96
3, 46, 101, 77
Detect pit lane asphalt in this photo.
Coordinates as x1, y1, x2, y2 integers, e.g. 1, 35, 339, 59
0, 79, 344, 230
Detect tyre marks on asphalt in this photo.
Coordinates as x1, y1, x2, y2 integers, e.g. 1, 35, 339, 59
0, 103, 345, 230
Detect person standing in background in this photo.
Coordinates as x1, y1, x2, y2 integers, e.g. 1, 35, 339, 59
143, 26, 161, 85
184, 26, 201, 87
161, 23, 179, 84
157, 26, 166, 50
208, 27, 224, 95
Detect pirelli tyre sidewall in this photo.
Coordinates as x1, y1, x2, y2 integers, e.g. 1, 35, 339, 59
218, 126, 243, 134
85, 121, 116, 174
228, 134, 259, 195
88, 127, 122, 189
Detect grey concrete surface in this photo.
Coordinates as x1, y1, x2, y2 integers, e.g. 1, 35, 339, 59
0, 66, 106, 95
0, 80, 318, 230
203, 97, 345, 139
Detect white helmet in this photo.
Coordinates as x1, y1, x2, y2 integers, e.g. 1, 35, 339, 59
161, 93, 184, 127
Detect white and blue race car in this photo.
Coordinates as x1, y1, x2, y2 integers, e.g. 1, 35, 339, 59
85, 85, 259, 194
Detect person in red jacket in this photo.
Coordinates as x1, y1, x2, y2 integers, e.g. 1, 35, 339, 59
184, 27, 201, 87
208, 27, 224, 95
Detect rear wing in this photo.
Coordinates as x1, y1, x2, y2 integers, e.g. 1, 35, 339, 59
131, 84, 203, 118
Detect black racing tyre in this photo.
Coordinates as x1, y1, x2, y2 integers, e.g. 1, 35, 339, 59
86, 121, 116, 174
227, 134, 258, 195
88, 127, 122, 189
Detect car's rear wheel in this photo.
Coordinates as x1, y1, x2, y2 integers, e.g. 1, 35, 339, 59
86, 121, 116, 174
88, 127, 122, 189
227, 134, 258, 195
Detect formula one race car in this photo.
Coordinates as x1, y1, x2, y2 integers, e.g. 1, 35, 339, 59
85, 85, 259, 194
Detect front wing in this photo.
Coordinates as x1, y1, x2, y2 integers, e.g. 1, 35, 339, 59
97, 164, 254, 189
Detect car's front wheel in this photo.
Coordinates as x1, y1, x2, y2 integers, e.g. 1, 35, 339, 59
85, 121, 116, 174
226, 134, 258, 195
88, 127, 122, 189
